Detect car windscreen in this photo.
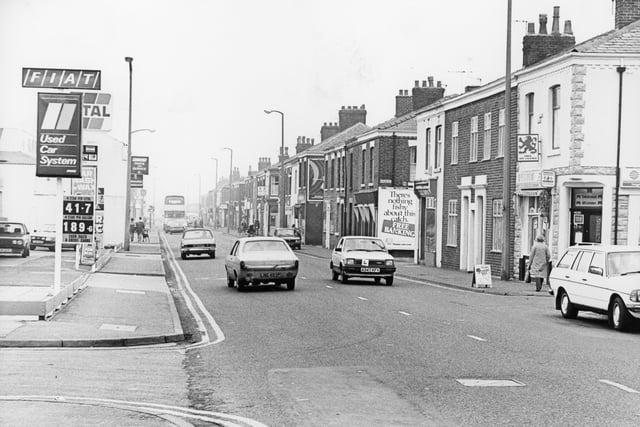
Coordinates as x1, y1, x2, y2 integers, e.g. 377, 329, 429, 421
343, 238, 386, 252
183, 230, 213, 239
243, 240, 290, 253
607, 252, 640, 276
276, 229, 296, 236
0, 223, 25, 235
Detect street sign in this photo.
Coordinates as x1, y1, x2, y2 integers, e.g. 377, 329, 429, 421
36, 92, 83, 178
131, 156, 149, 175
82, 144, 98, 161
82, 92, 112, 130
517, 134, 540, 162
22, 68, 101, 90
540, 170, 555, 188
62, 195, 94, 243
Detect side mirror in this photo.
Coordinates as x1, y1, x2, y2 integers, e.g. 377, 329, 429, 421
589, 266, 603, 276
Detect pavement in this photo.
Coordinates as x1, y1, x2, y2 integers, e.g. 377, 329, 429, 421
0, 233, 184, 347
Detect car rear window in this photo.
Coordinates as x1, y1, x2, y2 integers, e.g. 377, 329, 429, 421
183, 230, 212, 239
0, 223, 25, 235
557, 250, 578, 269
243, 240, 289, 252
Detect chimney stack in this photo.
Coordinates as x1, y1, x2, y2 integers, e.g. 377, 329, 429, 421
615, 0, 640, 29
296, 136, 314, 154
338, 104, 367, 131
411, 76, 445, 111
523, 7, 575, 67
258, 157, 271, 171
395, 88, 413, 117
320, 122, 340, 141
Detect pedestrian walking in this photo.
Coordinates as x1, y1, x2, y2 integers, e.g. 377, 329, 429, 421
135, 217, 145, 243
528, 235, 551, 292
129, 218, 136, 242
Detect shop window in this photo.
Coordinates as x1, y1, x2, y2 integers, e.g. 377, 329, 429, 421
451, 121, 459, 164
492, 199, 504, 252
447, 199, 458, 246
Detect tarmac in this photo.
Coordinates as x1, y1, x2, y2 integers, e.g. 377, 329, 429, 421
0, 234, 184, 348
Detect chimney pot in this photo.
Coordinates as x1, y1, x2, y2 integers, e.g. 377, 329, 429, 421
341, 106, 345, 110
437, 80, 442, 88
428, 76, 434, 87
422, 80, 427, 87
353, 105, 358, 109
323, 122, 327, 126
398, 89, 403, 95
527, 22, 535, 34
414, 80, 419, 87
539, 14, 548, 34
551, 6, 560, 34
563, 19, 573, 35
360, 104, 365, 109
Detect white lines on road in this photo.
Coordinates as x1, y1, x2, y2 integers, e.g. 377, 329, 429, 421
115, 289, 146, 295
456, 379, 525, 387
325, 285, 334, 289
599, 380, 640, 394
357, 297, 368, 301
467, 335, 487, 342
299, 276, 307, 280
398, 311, 412, 316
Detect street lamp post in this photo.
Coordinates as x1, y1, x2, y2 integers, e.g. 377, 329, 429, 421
223, 147, 233, 234
212, 157, 219, 228
501, 0, 513, 280
264, 109, 285, 228
123, 56, 133, 251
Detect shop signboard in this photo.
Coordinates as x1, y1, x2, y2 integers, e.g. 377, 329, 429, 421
72, 165, 97, 196
62, 195, 94, 243
472, 264, 492, 288
82, 144, 98, 162
622, 167, 640, 188
36, 92, 83, 178
23, 68, 101, 90
82, 92, 112, 130
131, 173, 143, 188
377, 188, 418, 251
540, 170, 556, 188
516, 134, 540, 162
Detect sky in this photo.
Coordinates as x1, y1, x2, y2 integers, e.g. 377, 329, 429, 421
0, 0, 615, 206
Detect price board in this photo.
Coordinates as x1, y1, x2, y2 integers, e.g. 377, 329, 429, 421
62, 195, 94, 243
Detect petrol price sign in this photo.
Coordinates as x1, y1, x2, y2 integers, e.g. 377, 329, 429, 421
62, 195, 94, 243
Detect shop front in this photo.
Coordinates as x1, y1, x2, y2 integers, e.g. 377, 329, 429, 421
569, 187, 603, 245
414, 179, 438, 266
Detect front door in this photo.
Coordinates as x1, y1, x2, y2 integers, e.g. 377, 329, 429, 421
570, 209, 602, 245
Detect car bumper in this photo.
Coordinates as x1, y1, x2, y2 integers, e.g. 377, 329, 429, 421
181, 245, 215, 255
166, 227, 185, 233
627, 302, 640, 319
0, 246, 24, 254
238, 268, 298, 283
343, 266, 396, 278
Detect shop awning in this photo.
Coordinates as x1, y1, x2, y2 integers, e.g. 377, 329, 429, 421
353, 207, 361, 221
359, 206, 370, 223
515, 189, 544, 197
368, 205, 377, 223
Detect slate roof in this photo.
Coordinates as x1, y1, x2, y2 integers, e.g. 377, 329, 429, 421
573, 19, 640, 54
305, 122, 371, 155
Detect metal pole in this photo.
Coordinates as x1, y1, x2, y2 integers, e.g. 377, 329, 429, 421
53, 177, 63, 293
123, 56, 133, 251
224, 148, 233, 233
501, 0, 512, 280
614, 65, 626, 245
280, 112, 285, 228
212, 157, 218, 228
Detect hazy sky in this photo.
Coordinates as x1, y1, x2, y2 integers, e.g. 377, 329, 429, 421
0, 0, 614, 206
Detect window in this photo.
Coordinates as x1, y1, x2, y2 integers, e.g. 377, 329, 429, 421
409, 146, 417, 181
526, 92, 534, 134
425, 128, 431, 169
589, 252, 605, 275
498, 109, 505, 157
451, 121, 459, 164
470, 116, 478, 162
447, 200, 458, 246
369, 147, 374, 183
576, 251, 594, 272
558, 249, 578, 269
492, 199, 503, 252
324, 160, 328, 189
551, 85, 560, 149
338, 156, 343, 189
483, 112, 491, 160
435, 125, 442, 169
349, 153, 354, 190
361, 149, 366, 186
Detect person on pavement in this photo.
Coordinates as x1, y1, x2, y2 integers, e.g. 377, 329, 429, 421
528, 235, 551, 292
135, 217, 145, 243
129, 218, 136, 242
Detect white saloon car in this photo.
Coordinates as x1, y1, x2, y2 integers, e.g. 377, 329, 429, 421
549, 245, 640, 331
180, 228, 216, 259
225, 237, 298, 291
330, 236, 396, 286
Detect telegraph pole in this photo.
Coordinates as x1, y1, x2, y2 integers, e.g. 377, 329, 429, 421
501, 0, 512, 280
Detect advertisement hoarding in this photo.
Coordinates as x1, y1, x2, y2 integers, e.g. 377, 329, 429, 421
71, 165, 97, 196
307, 158, 324, 201
377, 188, 418, 251
82, 92, 112, 130
36, 92, 83, 178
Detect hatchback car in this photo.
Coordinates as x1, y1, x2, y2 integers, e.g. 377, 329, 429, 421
273, 227, 301, 250
30, 225, 76, 251
225, 237, 298, 291
180, 228, 216, 259
0, 222, 30, 257
330, 236, 395, 285
549, 245, 640, 331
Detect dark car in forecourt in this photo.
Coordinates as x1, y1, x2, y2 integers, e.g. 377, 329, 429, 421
0, 221, 30, 258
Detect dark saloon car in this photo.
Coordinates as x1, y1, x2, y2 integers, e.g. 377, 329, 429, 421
273, 227, 301, 250
0, 222, 30, 257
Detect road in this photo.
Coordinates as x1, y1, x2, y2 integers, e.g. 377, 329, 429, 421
1, 230, 639, 426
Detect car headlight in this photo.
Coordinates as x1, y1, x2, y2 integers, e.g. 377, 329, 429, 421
346, 258, 355, 265
385, 259, 394, 266
12, 239, 23, 245
45, 237, 54, 242
630, 290, 640, 303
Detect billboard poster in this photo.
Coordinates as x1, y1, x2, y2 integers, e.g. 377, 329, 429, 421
36, 92, 83, 178
377, 188, 418, 251
307, 158, 324, 201
71, 165, 97, 196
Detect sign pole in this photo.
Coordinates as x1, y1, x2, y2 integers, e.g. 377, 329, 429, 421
54, 177, 63, 294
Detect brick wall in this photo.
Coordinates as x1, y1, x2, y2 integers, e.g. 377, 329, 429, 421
611, 192, 629, 244
616, 0, 640, 29
442, 89, 518, 276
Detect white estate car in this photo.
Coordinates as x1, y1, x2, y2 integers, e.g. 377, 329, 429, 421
549, 245, 640, 331
330, 236, 396, 286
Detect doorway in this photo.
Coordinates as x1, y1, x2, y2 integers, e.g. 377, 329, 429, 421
570, 188, 603, 246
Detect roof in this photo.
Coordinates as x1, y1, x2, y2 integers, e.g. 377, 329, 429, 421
573, 19, 640, 54
304, 122, 371, 155
0, 151, 35, 164
566, 244, 640, 253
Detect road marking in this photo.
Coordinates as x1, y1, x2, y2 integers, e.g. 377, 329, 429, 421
399, 311, 412, 316
599, 380, 640, 394
467, 335, 487, 342
357, 297, 368, 301
456, 379, 525, 387
115, 289, 146, 295
160, 233, 225, 350
395, 276, 490, 295
326, 285, 334, 289
100, 323, 137, 332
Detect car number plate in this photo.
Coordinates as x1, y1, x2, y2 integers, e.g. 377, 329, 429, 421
32, 239, 43, 243
361, 267, 380, 273
260, 272, 279, 279
0, 248, 12, 252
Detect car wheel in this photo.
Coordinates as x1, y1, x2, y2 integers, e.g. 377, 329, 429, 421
237, 274, 246, 292
609, 296, 632, 331
374, 277, 381, 285
181, 253, 187, 260
210, 251, 216, 259
385, 276, 394, 286
559, 290, 578, 319
22, 247, 29, 258
341, 266, 349, 284
29, 245, 36, 250
48, 247, 55, 252
332, 270, 339, 281
286, 278, 295, 291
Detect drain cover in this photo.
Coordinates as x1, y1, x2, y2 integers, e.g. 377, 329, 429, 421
456, 379, 525, 387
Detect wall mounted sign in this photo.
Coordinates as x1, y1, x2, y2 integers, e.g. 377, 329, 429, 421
516, 134, 540, 162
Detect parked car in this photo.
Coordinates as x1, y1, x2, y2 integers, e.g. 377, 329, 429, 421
225, 237, 298, 291
549, 245, 640, 331
330, 236, 395, 285
273, 227, 301, 249
180, 228, 216, 259
30, 225, 76, 251
0, 221, 30, 258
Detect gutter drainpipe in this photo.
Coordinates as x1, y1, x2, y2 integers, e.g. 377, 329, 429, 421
614, 65, 625, 245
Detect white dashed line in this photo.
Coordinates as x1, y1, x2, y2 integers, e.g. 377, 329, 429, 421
357, 297, 368, 301
467, 335, 487, 342
326, 285, 334, 289
599, 380, 640, 394
299, 276, 307, 280
399, 311, 412, 316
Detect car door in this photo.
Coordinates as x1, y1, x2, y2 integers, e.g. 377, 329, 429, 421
226, 241, 240, 276
332, 238, 344, 270
572, 250, 596, 308
585, 251, 609, 311
553, 249, 580, 302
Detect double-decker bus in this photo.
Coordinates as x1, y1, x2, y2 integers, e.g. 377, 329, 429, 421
163, 195, 187, 233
